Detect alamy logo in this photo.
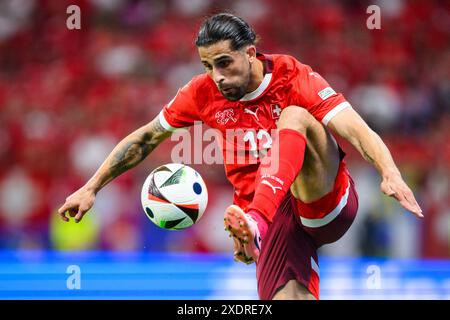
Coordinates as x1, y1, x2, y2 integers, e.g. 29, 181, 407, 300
261, 180, 282, 194
66, 265, 81, 290
215, 109, 237, 125
169, 121, 280, 172
66, 5, 81, 30
366, 5, 381, 30
366, 265, 381, 289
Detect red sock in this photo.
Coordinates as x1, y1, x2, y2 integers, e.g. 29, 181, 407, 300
248, 128, 307, 225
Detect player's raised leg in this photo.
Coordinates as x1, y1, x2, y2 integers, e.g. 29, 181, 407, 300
225, 106, 339, 259
224, 116, 307, 263
225, 106, 344, 299
284, 106, 340, 204
262, 106, 342, 300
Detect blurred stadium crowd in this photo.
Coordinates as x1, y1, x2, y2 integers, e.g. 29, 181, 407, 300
0, 0, 449, 258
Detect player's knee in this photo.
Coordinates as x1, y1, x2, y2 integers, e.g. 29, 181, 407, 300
278, 106, 313, 134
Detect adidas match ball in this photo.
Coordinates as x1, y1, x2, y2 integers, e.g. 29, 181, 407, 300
140, 163, 208, 230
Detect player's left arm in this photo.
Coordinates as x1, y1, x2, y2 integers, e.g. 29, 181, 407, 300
327, 106, 423, 218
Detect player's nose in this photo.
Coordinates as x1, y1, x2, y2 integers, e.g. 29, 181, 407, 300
212, 69, 226, 86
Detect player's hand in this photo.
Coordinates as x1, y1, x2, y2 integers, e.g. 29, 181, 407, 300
380, 173, 423, 218
57, 187, 96, 223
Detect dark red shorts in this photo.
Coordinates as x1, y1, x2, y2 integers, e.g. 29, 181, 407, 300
256, 175, 359, 300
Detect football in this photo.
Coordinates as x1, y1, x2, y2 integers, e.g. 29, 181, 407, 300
140, 163, 208, 230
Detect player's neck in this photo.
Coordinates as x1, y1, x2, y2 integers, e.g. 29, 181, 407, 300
246, 59, 265, 94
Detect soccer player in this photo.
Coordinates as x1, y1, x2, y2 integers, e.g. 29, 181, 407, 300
58, 13, 423, 300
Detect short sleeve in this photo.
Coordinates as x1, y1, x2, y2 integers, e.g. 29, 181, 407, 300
288, 62, 351, 125
159, 80, 201, 131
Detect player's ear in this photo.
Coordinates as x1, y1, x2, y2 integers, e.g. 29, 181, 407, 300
246, 45, 257, 63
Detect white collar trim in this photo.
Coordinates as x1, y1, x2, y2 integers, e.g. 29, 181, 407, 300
240, 73, 272, 102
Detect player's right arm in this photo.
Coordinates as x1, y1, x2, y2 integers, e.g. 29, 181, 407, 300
327, 107, 423, 218
288, 59, 422, 218
57, 116, 172, 223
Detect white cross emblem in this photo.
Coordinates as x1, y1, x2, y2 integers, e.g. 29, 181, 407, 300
271, 104, 281, 119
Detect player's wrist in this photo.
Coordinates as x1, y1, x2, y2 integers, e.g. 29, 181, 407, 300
381, 167, 401, 180
83, 180, 101, 195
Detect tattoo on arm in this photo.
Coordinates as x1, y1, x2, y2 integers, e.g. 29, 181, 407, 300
361, 144, 375, 165
109, 137, 153, 176
97, 119, 170, 189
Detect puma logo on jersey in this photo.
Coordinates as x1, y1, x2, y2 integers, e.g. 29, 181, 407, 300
261, 179, 282, 194
216, 108, 237, 125
244, 107, 260, 121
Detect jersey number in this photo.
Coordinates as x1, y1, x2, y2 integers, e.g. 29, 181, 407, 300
243, 130, 272, 158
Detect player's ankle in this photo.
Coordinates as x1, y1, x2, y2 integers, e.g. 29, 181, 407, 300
246, 209, 269, 241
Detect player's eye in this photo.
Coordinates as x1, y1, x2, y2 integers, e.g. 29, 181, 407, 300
216, 60, 231, 68
203, 63, 212, 71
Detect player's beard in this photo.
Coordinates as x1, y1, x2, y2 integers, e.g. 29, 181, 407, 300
220, 62, 251, 101
221, 84, 247, 101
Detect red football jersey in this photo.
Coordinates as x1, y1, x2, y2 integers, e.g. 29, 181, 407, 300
159, 54, 351, 214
